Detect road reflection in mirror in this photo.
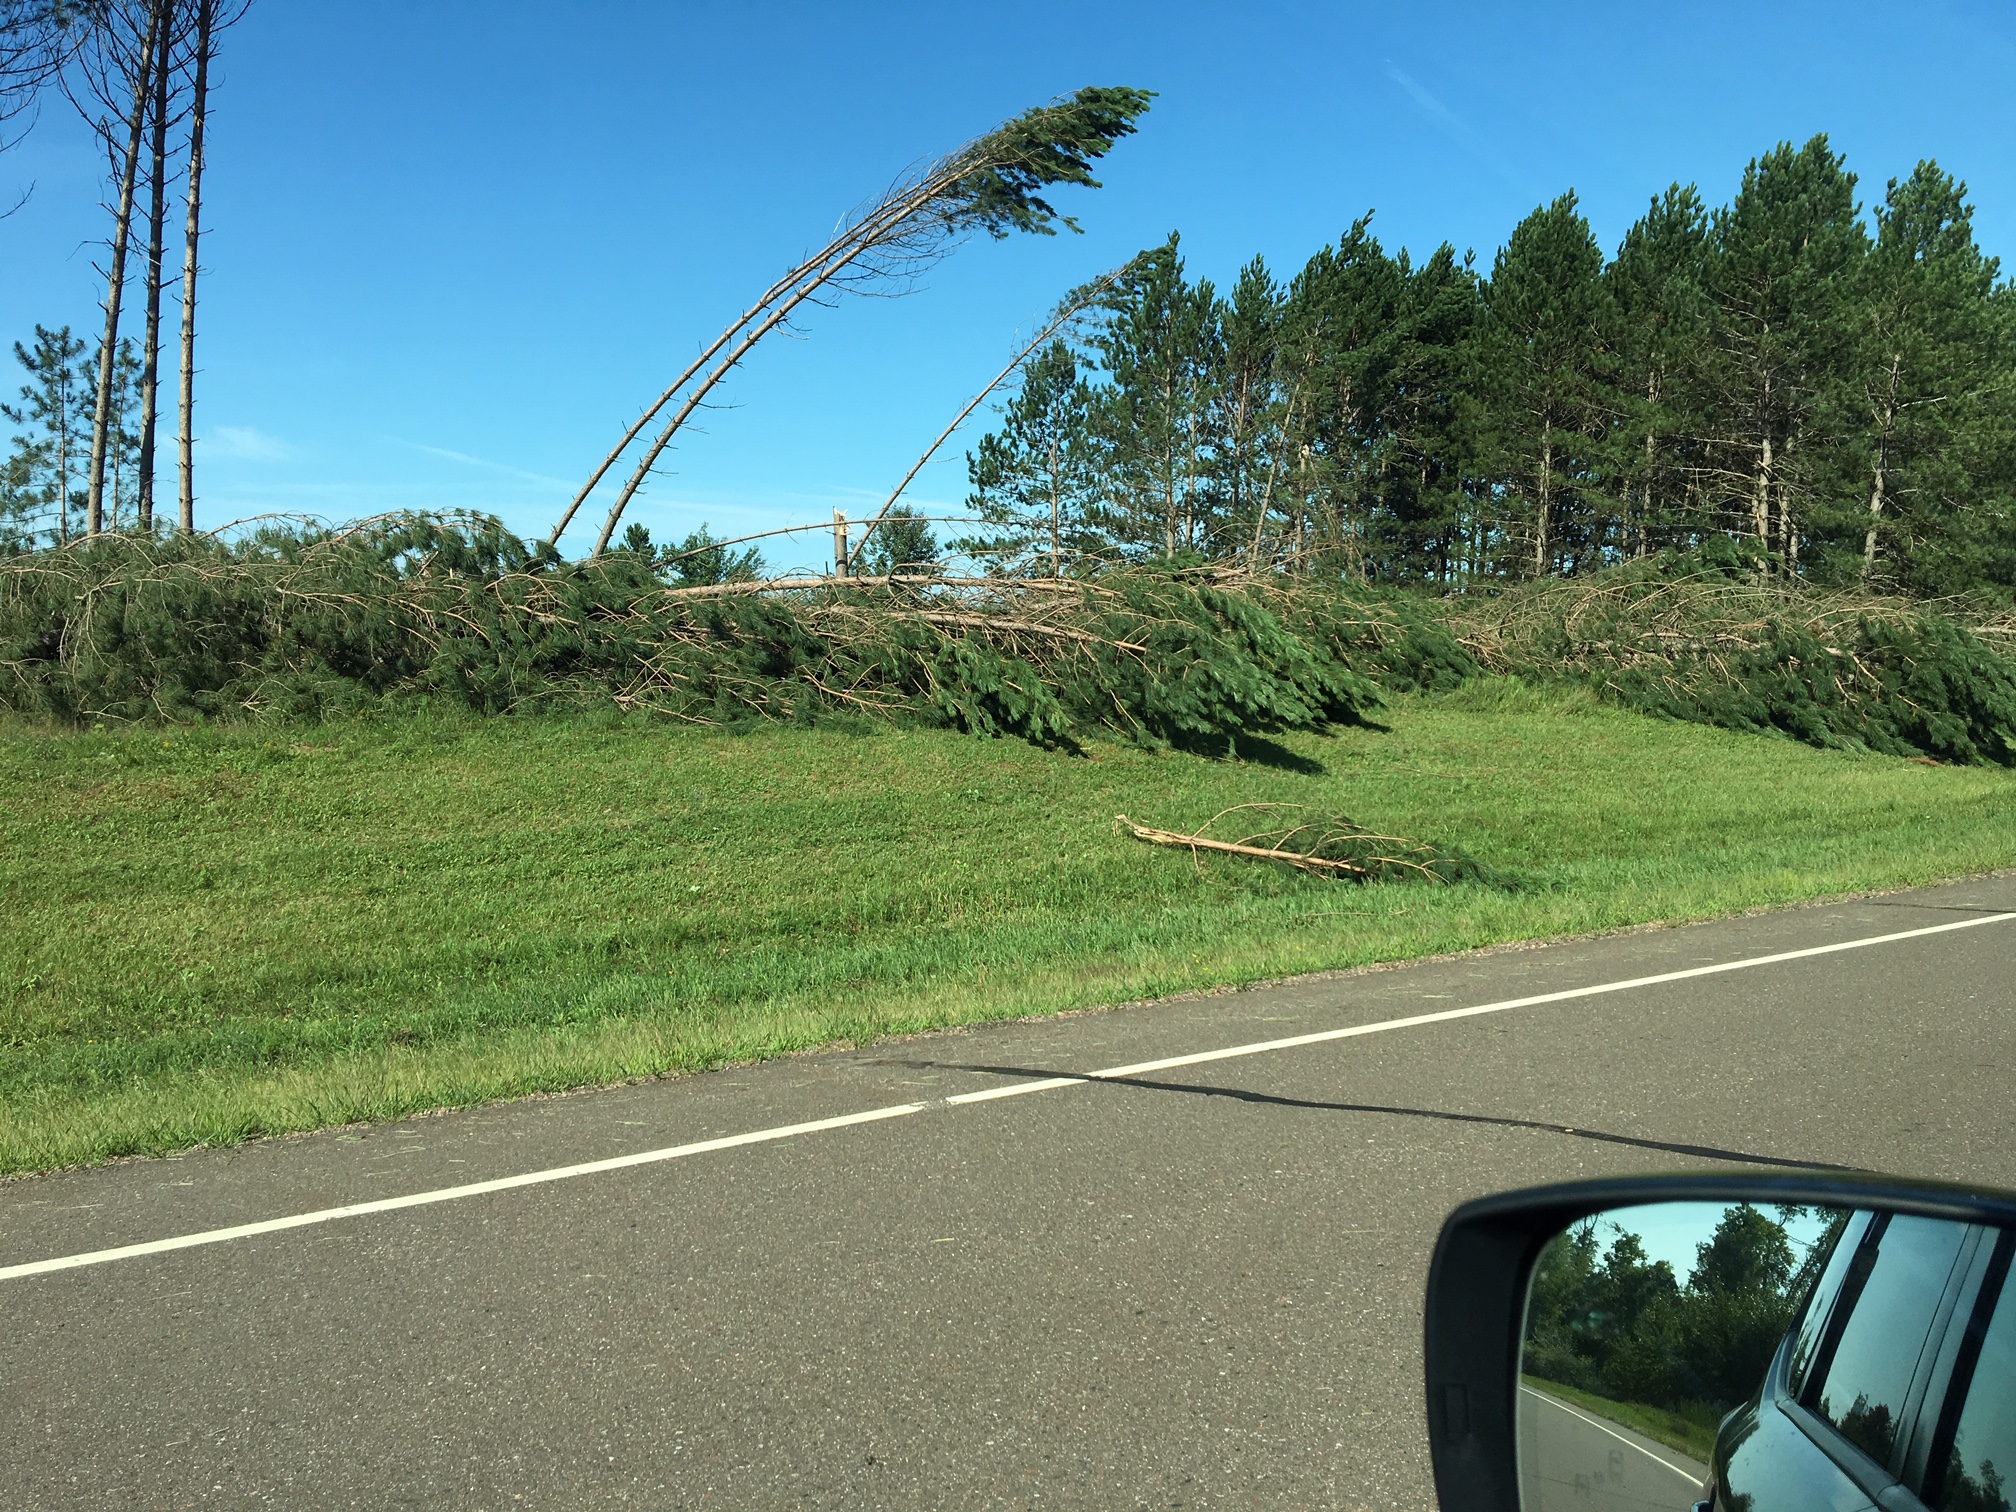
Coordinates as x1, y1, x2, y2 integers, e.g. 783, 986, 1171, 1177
1518, 1200, 2016, 1512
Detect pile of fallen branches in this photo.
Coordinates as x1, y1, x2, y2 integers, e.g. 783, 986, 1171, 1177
0, 515, 1467, 746
1120, 804, 1509, 886
1969, 607, 2016, 661
1443, 554, 2016, 765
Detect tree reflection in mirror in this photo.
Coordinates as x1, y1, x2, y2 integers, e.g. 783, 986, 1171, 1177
1517, 1200, 2016, 1512
1517, 1201, 1839, 1509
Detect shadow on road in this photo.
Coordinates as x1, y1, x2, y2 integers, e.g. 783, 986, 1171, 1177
881, 1058, 1865, 1173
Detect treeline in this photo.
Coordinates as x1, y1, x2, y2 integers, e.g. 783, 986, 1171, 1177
968, 137, 2016, 601
0, 0, 248, 549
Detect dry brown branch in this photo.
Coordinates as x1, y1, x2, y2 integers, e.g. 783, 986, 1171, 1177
1117, 803, 1464, 885
1120, 814, 1378, 878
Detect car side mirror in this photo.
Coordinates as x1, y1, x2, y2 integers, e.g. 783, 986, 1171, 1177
1423, 1172, 2016, 1512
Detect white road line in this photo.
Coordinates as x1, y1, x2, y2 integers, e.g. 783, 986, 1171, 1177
947, 909, 2016, 1097
1520, 1384, 1702, 1483
0, 1104, 924, 1283
4, 908, 2011, 1284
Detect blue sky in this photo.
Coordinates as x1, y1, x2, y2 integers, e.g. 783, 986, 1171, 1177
3, 0, 2012, 564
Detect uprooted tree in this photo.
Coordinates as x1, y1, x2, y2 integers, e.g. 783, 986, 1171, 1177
550, 84, 1154, 559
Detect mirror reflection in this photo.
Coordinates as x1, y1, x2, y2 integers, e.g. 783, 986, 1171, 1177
1518, 1201, 2015, 1512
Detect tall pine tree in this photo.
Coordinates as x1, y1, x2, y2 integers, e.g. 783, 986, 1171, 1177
1704, 136, 1867, 572
1477, 192, 1615, 577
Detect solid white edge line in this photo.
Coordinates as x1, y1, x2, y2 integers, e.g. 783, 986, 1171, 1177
0, 1103, 924, 1282
5, 909, 2012, 1283
1520, 1384, 1703, 1483
1079, 910, 2016, 1082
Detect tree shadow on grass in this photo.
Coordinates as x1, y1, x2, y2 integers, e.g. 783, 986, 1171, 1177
1173, 732, 1327, 774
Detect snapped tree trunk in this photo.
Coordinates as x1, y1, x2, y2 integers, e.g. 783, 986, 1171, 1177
85, 0, 164, 535
176, 0, 213, 534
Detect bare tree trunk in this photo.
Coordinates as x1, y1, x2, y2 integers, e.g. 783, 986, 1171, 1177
1048, 446, 1060, 577
554, 168, 964, 548
176, 0, 212, 534
1862, 357, 1901, 582
588, 238, 892, 560
1751, 433, 1773, 562
832, 509, 848, 577
85, 0, 164, 536
1534, 438, 1553, 578
135, 5, 173, 531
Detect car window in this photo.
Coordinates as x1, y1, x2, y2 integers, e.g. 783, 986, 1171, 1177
1929, 1237, 2016, 1512
1790, 1210, 1876, 1396
1807, 1215, 1972, 1468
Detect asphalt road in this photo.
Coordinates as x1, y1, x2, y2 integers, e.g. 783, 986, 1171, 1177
4, 876, 2014, 1510
1517, 1387, 1707, 1512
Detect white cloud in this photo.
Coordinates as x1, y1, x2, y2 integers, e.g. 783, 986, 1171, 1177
1384, 61, 1540, 200
387, 437, 572, 490
207, 424, 292, 460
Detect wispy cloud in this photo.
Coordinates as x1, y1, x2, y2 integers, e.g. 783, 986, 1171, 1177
386, 437, 573, 490
207, 424, 292, 460
1383, 61, 1540, 200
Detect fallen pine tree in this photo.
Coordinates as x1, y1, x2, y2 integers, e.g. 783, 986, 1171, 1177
1443, 550, 2016, 766
0, 514, 1470, 749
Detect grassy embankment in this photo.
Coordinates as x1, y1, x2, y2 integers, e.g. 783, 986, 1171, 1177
5, 680, 2015, 1175
1521, 1375, 1718, 1465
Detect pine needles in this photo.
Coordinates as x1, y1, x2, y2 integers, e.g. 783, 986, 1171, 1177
0, 514, 1427, 748
1446, 555, 2016, 766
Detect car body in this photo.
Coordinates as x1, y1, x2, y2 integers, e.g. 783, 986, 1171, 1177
1707, 1208, 2015, 1512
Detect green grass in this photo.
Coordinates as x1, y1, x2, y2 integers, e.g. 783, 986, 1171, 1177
1522, 1374, 1720, 1465
4, 686, 2015, 1175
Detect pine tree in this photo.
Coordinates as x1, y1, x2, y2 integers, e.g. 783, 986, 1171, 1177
1277, 216, 1408, 579
1476, 192, 1616, 577
964, 337, 1100, 573
1, 324, 90, 545
1607, 185, 1711, 558
104, 336, 143, 530
1084, 234, 1220, 557
660, 522, 762, 586
1207, 256, 1285, 565
1704, 136, 1867, 572
859, 505, 937, 576
1380, 242, 1481, 585
1850, 161, 2012, 593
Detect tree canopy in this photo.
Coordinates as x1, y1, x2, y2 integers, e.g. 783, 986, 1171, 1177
968, 134, 2016, 601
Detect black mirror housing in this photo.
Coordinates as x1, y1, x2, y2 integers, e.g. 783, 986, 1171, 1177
1423, 1171, 2016, 1512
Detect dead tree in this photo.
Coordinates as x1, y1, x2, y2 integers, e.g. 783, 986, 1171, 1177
558, 86, 1154, 559
74, 0, 164, 534
174, 0, 244, 533
133, 0, 187, 528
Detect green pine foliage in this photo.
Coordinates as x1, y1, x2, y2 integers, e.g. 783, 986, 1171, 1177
961, 134, 2015, 599
1453, 549, 2016, 764
0, 513, 1423, 748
